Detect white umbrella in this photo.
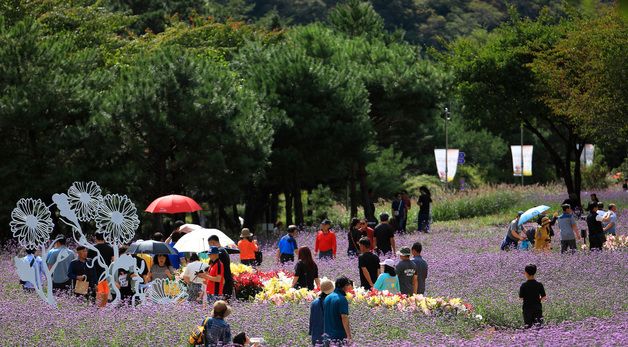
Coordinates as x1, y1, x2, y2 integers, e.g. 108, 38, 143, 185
173, 225, 237, 253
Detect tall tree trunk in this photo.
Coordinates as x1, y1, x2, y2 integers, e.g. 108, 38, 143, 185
294, 184, 304, 225
270, 191, 279, 224
192, 211, 200, 225
285, 191, 293, 225
243, 184, 269, 231
349, 163, 358, 217
358, 161, 375, 223
232, 204, 240, 229
218, 205, 237, 234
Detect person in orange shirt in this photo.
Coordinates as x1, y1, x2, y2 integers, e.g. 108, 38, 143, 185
314, 220, 337, 260
237, 228, 259, 267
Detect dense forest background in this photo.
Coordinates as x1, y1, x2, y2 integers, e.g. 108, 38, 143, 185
0, 0, 626, 236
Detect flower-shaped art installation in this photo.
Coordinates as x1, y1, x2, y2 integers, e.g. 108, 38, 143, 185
10, 198, 54, 248
67, 181, 103, 222
95, 194, 140, 245
145, 279, 188, 304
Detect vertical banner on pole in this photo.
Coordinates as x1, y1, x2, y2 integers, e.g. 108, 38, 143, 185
434, 149, 459, 182
511, 145, 533, 176
579, 144, 594, 167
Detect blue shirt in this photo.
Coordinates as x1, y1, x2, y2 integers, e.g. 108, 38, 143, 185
278, 235, 298, 255
46, 247, 75, 284
168, 241, 184, 269
323, 289, 349, 340
21, 254, 45, 289
309, 297, 325, 345
373, 273, 400, 294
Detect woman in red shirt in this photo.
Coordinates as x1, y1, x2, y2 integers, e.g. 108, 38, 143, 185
314, 220, 337, 259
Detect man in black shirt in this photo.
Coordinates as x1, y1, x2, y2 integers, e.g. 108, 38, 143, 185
357, 238, 379, 290
209, 235, 233, 299
586, 202, 606, 250
519, 264, 546, 328
88, 233, 114, 283
374, 212, 396, 255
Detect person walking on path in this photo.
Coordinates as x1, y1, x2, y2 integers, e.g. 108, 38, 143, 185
411, 242, 428, 295
373, 259, 400, 294
417, 186, 432, 233
392, 193, 406, 232
587, 202, 606, 250
374, 213, 396, 256
309, 280, 334, 346
277, 225, 298, 263
238, 228, 259, 266
292, 247, 320, 290
314, 220, 337, 260
519, 264, 546, 328
557, 204, 581, 253
357, 237, 379, 290
501, 211, 525, 251
324, 276, 353, 344
395, 247, 418, 295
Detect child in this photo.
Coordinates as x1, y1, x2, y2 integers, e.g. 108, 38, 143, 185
518, 264, 547, 328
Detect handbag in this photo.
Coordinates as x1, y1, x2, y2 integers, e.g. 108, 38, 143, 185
74, 278, 89, 295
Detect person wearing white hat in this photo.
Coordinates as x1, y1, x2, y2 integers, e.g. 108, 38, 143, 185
309, 279, 335, 346
373, 258, 400, 294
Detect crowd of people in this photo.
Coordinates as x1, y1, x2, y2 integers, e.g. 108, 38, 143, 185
17, 188, 622, 346
501, 195, 619, 253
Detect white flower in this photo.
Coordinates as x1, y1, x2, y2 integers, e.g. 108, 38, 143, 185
67, 181, 103, 222
10, 198, 54, 248
95, 194, 139, 245
475, 314, 483, 321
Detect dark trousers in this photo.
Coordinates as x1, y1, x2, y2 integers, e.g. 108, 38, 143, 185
52, 280, 71, 291
500, 237, 518, 251
418, 213, 430, 232
280, 253, 294, 263
241, 259, 257, 266
523, 309, 543, 328
589, 234, 606, 250
560, 239, 577, 253
319, 250, 333, 259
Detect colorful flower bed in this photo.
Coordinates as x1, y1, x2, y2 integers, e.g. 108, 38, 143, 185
604, 234, 628, 250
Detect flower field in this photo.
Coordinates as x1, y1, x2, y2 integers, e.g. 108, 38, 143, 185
1, 189, 627, 346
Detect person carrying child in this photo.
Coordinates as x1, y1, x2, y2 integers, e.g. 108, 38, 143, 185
518, 264, 547, 328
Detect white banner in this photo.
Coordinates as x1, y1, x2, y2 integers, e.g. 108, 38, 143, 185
511, 145, 533, 177
434, 149, 459, 182
579, 144, 594, 167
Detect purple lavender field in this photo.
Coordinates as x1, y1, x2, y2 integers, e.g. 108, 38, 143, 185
1, 189, 627, 346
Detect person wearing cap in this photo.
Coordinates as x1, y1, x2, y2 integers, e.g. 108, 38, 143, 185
395, 247, 418, 295
500, 212, 525, 251
202, 300, 233, 347
357, 237, 380, 290
314, 219, 337, 260
557, 204, 581, 253
238, 228, 259, 266
374, 212, 396, 255
602, 203, 618, 236
373, 259, 400, 294
309, 279, 334, 346
534, 217, 552, 252
198, 246, 225, 302
277, 225, 298, 263
324, 276, 353, 343
587, 202, 606, 250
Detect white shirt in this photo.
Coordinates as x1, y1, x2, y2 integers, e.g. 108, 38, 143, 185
183, 261, 208, 284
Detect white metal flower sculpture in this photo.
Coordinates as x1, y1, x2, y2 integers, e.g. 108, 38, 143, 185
11, 182, 146, 307
67, 181, 102, 222
95, 194, 140, 245
10, 198, 54, 249
145, 279, 188, 304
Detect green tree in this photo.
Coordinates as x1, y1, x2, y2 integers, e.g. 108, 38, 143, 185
103, 46, 273, 232
328, 0, 384, 39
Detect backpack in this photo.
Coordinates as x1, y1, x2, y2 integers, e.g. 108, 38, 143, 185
188, 317, 212, 346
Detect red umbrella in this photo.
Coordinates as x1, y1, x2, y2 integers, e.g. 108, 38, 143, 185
145, 194, 202, 214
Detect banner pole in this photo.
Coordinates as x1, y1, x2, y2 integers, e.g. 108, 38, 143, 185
520, 122, 524, 186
